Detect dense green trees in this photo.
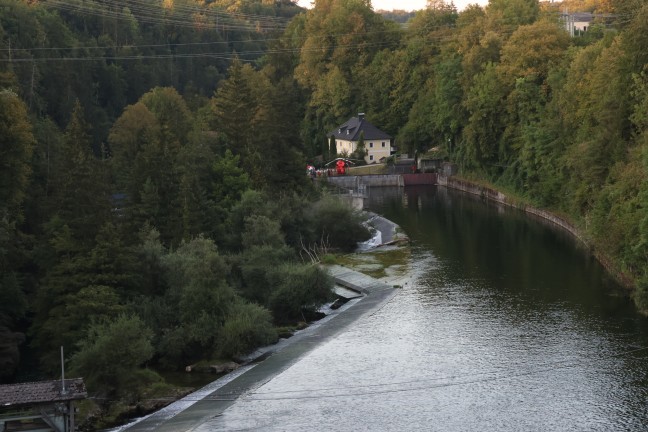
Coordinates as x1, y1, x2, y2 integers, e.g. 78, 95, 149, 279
3, 0, 648, 416
0, 90, 35, 219
70, 315, 156, 400
284, 0, 648, 319
293, 0, 401, 153
0, 91, 34, 378
0, 0, 372, 413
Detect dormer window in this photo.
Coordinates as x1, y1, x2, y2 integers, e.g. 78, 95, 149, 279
338, 128, 342, 133
346, 130, 350, 135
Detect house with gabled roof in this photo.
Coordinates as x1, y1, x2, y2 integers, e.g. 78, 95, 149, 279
329, 113, 394, 164
0, 378, 87, 432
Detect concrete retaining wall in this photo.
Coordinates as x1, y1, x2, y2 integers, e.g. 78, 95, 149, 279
337, 194, 364, 211
438, 175, 584, 242
326, 173, 583, 243
325, 175, 403, 188
402, 173, 437, 185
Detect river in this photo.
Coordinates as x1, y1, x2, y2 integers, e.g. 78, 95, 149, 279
197, 185, 648, 431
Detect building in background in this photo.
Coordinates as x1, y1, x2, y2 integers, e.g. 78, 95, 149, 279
330, 113, 394, 164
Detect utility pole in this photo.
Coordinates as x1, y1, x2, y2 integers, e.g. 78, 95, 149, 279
29, 61, 35, 110
61, 346, 67, 395
571, 13, 575, 37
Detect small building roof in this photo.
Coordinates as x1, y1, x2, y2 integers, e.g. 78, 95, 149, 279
329, 114, 392, 141
571, 12, 594, 22
0, 379, 87, 406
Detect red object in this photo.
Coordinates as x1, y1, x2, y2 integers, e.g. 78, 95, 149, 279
336, 160, 346, 175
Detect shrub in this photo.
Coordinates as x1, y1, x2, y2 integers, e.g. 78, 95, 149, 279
237, 245, 294, 305
321, 254, 338, 264
306, 196, 371, 252
268, 264, 334, 323
70, 314, 155, 399
219, 301, 277, 357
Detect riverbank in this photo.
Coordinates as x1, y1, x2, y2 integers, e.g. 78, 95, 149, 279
438, 174, 637, 292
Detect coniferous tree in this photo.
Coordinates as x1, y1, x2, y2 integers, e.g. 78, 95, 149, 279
50, 100, 111, 246
212, 58, 257, 164
0, 90, 35, 221
0, 91, 34, 380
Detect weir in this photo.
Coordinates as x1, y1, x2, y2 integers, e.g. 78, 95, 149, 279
120, 267, 396, 432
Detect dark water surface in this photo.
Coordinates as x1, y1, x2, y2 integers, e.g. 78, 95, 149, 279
200, 186, 648, 431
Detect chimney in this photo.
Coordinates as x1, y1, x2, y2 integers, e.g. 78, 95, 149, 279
358, 112, 365, 121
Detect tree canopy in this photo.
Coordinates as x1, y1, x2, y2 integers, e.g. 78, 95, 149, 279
2, 0, 648, 423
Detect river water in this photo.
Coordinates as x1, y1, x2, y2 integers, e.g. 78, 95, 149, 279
199, 185, 648, 431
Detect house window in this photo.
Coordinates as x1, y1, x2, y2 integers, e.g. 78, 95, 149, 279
382, 142, 385, 147
369, 155, 374, 161
369, 142, 373, 148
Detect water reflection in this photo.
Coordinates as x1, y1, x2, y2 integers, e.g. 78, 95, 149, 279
200, 185, 648, 431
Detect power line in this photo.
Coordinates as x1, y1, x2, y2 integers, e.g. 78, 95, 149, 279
0, 2, 635, 64
244, 345, 648, 401
45, 0, 293, 25
0, 20, 556, 64
0, 39, 403, 62
0, 25, 408, 53
88, 344, 648, 403
41, 0, 292, 32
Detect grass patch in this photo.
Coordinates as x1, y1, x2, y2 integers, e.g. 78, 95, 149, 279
275, 325, 299, 338
321, 253, 338, 264
143, 381, 177, 398
346, 164, 388, 175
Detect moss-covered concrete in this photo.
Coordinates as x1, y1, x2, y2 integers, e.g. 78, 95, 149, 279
336, 246, 410, 280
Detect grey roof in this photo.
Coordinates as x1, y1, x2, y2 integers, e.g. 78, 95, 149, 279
563, 12, 604, 22
571, 12, 594, 22
329, 115, 392, 141
0, 379, 87, 406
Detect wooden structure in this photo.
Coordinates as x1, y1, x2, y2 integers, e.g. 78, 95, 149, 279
0, 379, 87, 432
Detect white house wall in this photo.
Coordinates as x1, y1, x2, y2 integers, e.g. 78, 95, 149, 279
336, 139, 391, 164
336, 140, 356, 156
366, 140, 391, 163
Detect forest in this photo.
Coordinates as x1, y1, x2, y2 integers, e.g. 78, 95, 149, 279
2, 0, 648, 422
